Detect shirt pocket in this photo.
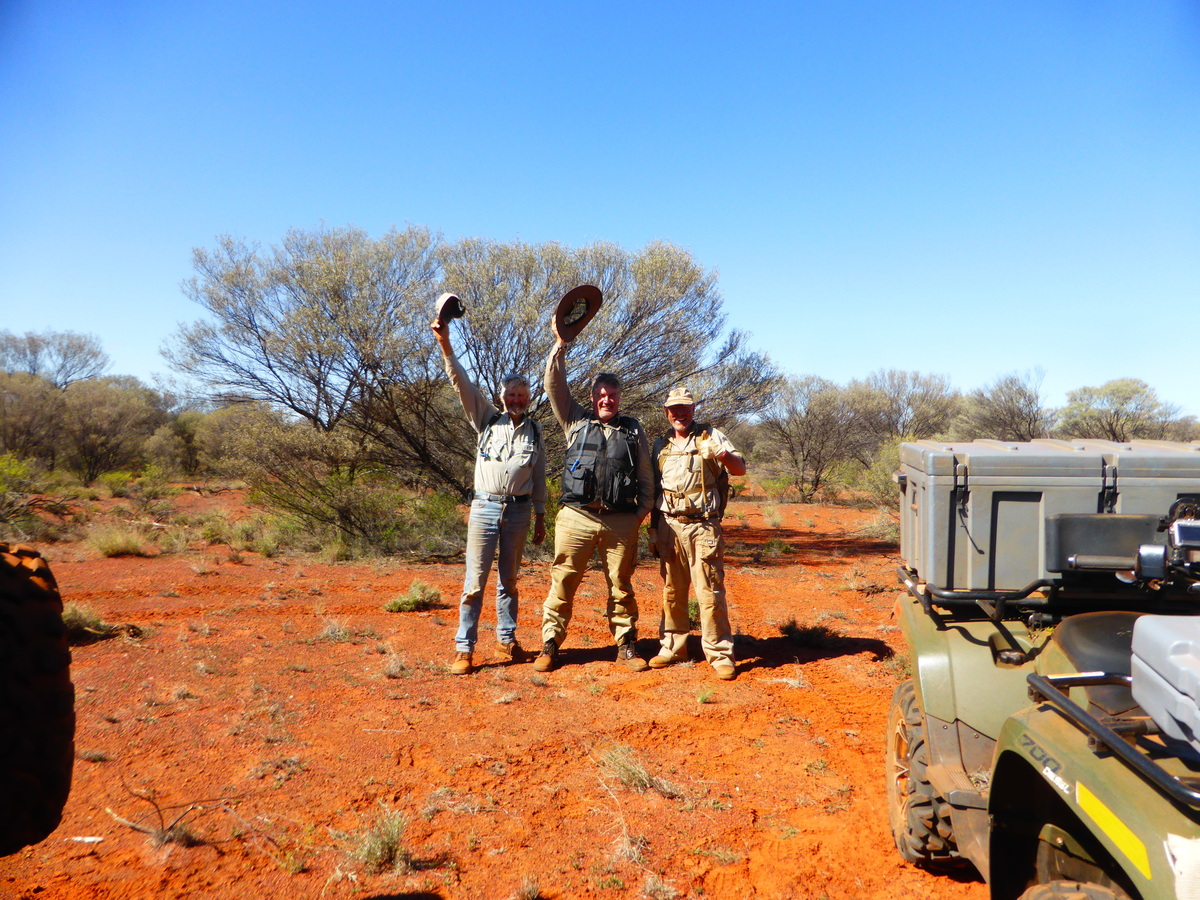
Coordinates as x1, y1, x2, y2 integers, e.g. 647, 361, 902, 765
511, 434, 538, 468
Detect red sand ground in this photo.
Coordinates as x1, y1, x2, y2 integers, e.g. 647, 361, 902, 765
1, 493, 990, 900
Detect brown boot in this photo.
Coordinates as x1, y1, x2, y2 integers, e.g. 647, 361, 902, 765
450, 651, 473, 676
712, 662, 736, 681
648, 653, 677, 669
617, 639, 648, 672
496, 640, 526, 663
532, 640, 558, 672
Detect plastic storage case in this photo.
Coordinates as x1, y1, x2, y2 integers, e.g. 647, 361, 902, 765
897, 440, 1200, 592
1132, 615, 1200, 754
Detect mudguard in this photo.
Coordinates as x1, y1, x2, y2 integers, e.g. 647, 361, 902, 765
894, 591, 1036, 740
991, 700, 1200, 900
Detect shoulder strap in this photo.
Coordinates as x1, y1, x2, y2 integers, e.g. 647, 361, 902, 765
477, 410, 504, 452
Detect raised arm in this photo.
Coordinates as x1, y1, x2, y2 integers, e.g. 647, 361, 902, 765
431, 318, 495, 431
543, 338, 587, 431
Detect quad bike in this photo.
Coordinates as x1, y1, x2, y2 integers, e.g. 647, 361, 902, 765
0, 543, 75, 855
888, 440, 1200, 900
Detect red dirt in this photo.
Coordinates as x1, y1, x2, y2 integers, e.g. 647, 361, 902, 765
1, 493, 990, 900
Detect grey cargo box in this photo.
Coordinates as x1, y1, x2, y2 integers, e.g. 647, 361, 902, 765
1132, 615, 1200, 754
898, 440, 1200, 592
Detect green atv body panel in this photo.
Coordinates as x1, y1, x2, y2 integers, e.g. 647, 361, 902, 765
992, 686, 1200, 900
895, 590, 1038, 740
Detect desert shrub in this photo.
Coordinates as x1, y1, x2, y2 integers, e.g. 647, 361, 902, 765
399, 491, 466, 555
352, 804, 412, 874
97, 471, 134, 498
845, 436, 907, 515
156, 524, 196, 554
759, 475, 793, 501
761, 537, 789, 557
779, 617, 847, 650
523, 476, 560, 562
88, 525, 150, 558
62, 601, 119, 643
383, 581, 442, 612
0, 453, 70, 540
133, 465, 177, 501
859, 511, 900, 545
599, 745, 683, 799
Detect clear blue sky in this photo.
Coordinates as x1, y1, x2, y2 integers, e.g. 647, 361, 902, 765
2, 1, 1198, 415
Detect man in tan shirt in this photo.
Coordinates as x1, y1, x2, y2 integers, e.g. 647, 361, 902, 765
648, 387, 746, 680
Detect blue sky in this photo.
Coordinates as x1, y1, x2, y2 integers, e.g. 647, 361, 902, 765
2, 1, 1198, 415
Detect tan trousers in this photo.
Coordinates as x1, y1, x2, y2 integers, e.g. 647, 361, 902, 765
541, 505, 640, 645
656, 516, 734, 666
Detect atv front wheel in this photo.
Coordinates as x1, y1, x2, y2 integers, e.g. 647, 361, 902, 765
886, 679, 961, 869
0, 543, 75, 855
1017, 881, 1124, 900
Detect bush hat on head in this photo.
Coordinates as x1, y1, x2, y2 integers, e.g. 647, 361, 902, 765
664, 387, 695, 408
553, 285, 603, 342
435, 292, 466, 325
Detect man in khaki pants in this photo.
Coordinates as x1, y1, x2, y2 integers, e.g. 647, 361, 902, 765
648, 388, 746, 680
532, 334, 654, 673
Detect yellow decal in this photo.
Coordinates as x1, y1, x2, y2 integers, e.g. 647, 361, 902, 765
1077, 782, 1152, 880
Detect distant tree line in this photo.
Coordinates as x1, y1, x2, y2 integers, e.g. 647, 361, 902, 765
2, 224, 1196, 549
755, 369, 1197, 503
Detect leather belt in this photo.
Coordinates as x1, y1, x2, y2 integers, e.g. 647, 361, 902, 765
664, 511, 718, 522
476, 492, 531, 504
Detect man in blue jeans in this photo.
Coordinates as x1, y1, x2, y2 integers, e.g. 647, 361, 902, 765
432, 314, 546, 676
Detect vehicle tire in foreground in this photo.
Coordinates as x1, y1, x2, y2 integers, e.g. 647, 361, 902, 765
0, 543, 75, 856
1017, 880, 1124, 900
886, 678, 962, 870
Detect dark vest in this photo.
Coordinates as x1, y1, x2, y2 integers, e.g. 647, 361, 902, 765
561, 415, 641, 513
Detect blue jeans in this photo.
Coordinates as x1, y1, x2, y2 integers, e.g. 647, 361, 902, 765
455, 497, 533, 652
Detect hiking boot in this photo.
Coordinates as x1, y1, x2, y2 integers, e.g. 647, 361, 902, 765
532, 640, 558, 673
648, 653, 677, 669
712, 662, 736, 681
617, 640, 648, 672
450, 651, 473, 676
496, 639, 526, 663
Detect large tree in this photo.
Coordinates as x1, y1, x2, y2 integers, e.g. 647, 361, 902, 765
167, 226, 777, 497
845, 369, 960, 462
956, 369, 1053, 442
166, 225, 442, 431
1056, 378, 1194, 442
758, 376, 859, 502
0, 373, 65, 463
57, 377, 166, 484
0, 330, 110, 388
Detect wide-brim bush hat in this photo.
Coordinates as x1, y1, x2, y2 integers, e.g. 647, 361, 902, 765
553, 285, 603, 342
664, 387, 695, 407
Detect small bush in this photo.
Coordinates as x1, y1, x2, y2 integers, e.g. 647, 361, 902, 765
62, 602, 119, 643
599, 745, 683, 799
316, 619, 353, 642
0, 454, 71, 541
761, 537, 789, 558
88, 526, 150, 558
779, 618, 847, 650
97, 471, 133, 498
383, 581, 442, 613
859, 511, 900, 545
760, 476, 793, 501
352, 804, 412, 875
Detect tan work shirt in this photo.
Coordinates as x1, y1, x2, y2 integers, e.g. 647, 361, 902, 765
443, 352, 547, 515
655, 425, 737, 517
